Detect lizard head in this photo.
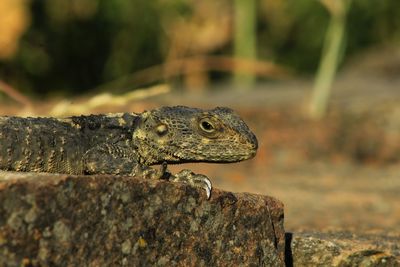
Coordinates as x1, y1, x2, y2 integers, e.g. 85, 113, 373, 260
133, 106, 258, 165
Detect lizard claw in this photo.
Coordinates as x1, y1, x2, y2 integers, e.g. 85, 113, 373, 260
170, 169, 213, 199
203, 177, 212, 199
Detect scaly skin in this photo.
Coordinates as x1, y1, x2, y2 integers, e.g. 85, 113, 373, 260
0, 106, 258, 198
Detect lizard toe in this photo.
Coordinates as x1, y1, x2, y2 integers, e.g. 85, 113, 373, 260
171, 169, 213, 199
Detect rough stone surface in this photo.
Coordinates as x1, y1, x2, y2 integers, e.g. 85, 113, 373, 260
0, 171, 285, 266
286, 231, 400, 267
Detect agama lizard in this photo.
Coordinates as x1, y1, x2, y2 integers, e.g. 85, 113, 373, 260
0, 106, 258, 198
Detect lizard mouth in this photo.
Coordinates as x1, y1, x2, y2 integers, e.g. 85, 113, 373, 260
171, 148, 256, 164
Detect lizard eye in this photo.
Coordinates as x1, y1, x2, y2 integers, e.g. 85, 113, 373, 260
199, 119, 215, 133
156, 124, 168, 136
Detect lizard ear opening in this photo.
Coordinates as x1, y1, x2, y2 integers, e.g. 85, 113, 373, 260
156, 124, 168, 136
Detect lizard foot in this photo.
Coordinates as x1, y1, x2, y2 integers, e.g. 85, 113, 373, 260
170, 169, 212, 199
140, 162, 170, 180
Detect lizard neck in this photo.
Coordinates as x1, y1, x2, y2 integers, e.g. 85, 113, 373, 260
132, 137, 181, 166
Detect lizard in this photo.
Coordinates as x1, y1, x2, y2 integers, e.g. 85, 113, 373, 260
0, 106, 258, 198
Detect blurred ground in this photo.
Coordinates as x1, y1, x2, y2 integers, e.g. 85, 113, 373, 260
168, 48, 400, 234
167, 95, 400, 233
0, 48, 400, 235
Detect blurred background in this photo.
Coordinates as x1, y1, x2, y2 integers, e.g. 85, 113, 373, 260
1, 0, 400, 233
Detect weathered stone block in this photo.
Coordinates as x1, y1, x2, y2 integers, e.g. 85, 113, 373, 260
0, 171, 285, 266
286, 231, 400, 266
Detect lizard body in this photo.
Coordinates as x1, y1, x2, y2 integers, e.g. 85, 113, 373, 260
0, 106, 258, 198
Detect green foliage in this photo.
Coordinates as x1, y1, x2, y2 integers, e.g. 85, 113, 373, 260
264, 0, 330, 72
346, 1, 400, 53
1, 0, 165, 95
0, 0, 399, 96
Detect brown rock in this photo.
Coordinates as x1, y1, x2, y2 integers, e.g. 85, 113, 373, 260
286, 231, 400, 266
0, 171, 285, 266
